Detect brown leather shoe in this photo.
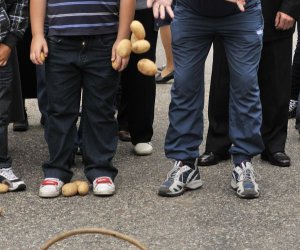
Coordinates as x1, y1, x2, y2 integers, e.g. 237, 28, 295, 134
118, 130, 131, 142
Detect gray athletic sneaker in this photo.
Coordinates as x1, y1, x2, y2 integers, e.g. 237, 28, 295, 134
158, 160, 203, 197
231, 161, 260, 199
0, 167, 26, 191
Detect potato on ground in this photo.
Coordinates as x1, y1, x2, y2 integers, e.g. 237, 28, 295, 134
62, 183, 78, 197
132, 40, 150, 54
137, 59, 157, 76
130, 20, 146, 40
78, 182, 89, 196
116, 39, 131, 58
0, 183, 9, 194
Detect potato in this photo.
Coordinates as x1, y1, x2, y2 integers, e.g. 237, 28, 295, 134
130, 33, 138, 44
62, 183, 78, 197
78, 181, 89, 196
130, 20, 146, 40
40, 52, 45, 62
72, 180, 82, 187
131, 40, 150, 54
0, 183, 9, 194
137, 59, 157, 76
116, 39, 131, 58
112, 60, 119, 70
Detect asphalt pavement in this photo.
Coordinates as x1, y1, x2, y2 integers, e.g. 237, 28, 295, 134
0, 35, 299, 250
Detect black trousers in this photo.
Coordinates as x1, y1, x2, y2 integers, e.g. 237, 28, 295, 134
204, 36, 293, 155
291, 23, 300, 100
117, 9, 158, 145
204, 37, 231, 156
259, 37, 293, 154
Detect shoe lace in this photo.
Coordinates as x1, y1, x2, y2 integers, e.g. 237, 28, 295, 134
289, 100, 297, 112
238, 166, 261, 182
0, 168, 18, 180
165, 161, 181, 181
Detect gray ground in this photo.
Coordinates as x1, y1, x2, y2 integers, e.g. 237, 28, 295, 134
0, 35, 299, 250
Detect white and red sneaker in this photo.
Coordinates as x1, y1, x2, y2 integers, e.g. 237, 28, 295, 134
39, 178, 64, 198
93, 177, 115, 196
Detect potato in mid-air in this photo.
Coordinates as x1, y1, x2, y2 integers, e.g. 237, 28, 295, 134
132, 40, 151, 54
137, 59, 157, 76
130, 20, 146, 40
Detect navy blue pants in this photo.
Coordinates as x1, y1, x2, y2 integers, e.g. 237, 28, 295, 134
165, 2, 265, 165
43, 34, 119, 183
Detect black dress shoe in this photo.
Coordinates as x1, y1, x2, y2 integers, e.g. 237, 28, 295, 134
198, 152, 230, 166
13, 118, 29, 132
155, 71, 174, 84
261, 152, 290, 167
118, 130, 131, 142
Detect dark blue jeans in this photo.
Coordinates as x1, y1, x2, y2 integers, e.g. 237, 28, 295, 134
165, 1, 264, 164
0, 48, 19, 168
43, 34, 119, 183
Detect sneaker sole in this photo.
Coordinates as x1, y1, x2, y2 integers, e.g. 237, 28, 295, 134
39, 191, 61, 198
158, 180, 203, 197
231, 180, 259, 199
9, 183, 26, 192
93, 191, 115, 196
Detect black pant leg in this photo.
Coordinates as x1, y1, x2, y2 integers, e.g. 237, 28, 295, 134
205, 37, 231, 156
258, 37, 293, 154
120, 9, 158, 145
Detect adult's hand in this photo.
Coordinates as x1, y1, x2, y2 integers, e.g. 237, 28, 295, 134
147, 0, 174, 19
275, 12, 295, 30
226, 0, 246, 12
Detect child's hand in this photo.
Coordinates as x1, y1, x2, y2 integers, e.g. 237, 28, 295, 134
30, 35, 48, 65
111, 40, 130, 72
225, 0, 246, 12
0, 44, 12, 67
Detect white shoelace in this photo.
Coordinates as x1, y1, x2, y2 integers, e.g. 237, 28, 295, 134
289, 100, 298, 112
165, 161, 181, 181
0, 168, 18, 180
238, 167, 261, 182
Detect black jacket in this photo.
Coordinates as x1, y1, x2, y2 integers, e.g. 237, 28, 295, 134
262, 0, 300, 42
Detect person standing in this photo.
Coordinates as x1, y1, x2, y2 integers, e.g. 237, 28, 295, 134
117, 0, 158, 156
30, 0, 135, 197
0, 0, 28, 191
148, 0, 264, 199
198, 0, 300, 168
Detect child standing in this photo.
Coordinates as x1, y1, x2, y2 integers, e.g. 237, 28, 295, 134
0, 0, 28, 191
30, 0, 135, 197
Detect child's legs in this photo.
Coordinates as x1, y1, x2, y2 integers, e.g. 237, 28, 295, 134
43, 36, 82, 182
0, 50, 13, 167
80, 34, 119, 182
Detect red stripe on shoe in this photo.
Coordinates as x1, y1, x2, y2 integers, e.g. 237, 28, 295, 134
41, 180, 59, 186
96, 177, 112, 185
